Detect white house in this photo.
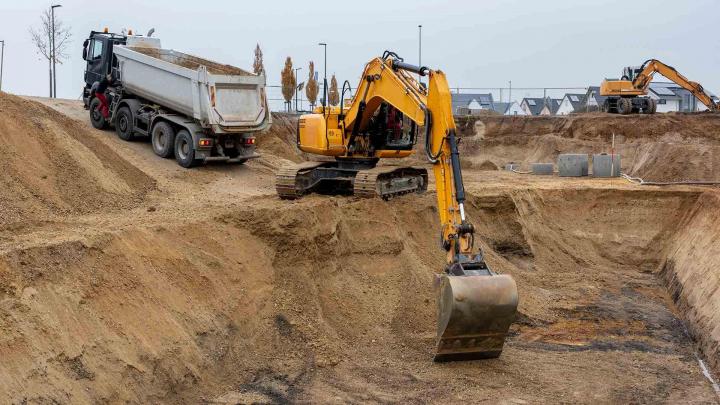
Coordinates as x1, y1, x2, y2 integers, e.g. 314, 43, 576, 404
557, 93, 585, 115
451, 93, 494, 115
648, 86, 681, 113
520, 98, 545, 115
505, 101, 526, 116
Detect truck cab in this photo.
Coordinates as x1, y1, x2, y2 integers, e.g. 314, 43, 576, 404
82, 30, 126, 106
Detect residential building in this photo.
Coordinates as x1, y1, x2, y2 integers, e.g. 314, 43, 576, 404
539, 98, 562, 115
451, 93, 494, 115
490, 102, 510, 115
520, 98, 546, 115
505, 101, 526, 115
557, 93, 586, 115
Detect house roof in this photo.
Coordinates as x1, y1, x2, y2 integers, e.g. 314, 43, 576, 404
547, 98, 562, 114
649, 84, 681, 99
562, 93, 586, 110
451, 93, 494, 110
491, 102, 510, 114
521, 97, 546, 115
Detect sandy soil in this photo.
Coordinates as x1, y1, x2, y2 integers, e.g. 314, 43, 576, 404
459, 113, 720, 182
1, 96, 718, 403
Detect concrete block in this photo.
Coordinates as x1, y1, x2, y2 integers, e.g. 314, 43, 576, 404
557, 154, 589, 177
593, 153, 621, 177
531, 163, 554, 175
505, 163, 520, 171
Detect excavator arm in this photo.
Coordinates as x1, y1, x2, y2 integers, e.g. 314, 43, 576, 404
342, 53, 518, 361
633, 59, 718, 111
284, 52, 518, 361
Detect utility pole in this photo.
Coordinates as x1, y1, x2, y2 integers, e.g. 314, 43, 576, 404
48, 27, 52, 97
318, 42, 327, 111
294, 67, 302, 112
0, 40, 5, 92
509, 80, 512, 105
51, 4, 62, 98
418, 24, 423, 85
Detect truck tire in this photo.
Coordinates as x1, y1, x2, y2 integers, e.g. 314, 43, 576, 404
89, 98, 108, 129
174, 130, 198, 168
617, 98, 632, 115
151, 121, 176, 158
644, 98, 657, 114
115, 107, 136, 141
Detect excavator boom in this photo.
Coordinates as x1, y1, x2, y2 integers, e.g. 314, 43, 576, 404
276, 52, 518, 361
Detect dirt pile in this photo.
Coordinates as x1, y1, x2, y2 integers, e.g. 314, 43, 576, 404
255, 113, 305, 165
458, 113, 720, 181
0, 93, 154, 228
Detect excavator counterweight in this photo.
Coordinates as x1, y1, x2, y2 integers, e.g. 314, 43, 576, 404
275, 51, 518, 361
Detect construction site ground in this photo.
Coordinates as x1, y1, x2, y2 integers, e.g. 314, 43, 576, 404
1, 94, 719, 403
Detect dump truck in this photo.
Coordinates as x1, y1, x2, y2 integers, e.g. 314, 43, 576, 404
82, 29, 271, 167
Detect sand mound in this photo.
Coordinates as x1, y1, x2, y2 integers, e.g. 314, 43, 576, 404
459, 114, 720, 181
255, 113, 305, 163
0, 93, 154, 226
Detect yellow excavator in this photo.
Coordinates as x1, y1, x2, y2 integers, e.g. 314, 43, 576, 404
600, 59, 718, 114
276, 51, 518, 361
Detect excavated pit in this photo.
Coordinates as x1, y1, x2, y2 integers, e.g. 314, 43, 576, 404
1, 97, 719, 402
1, 189, 718, 403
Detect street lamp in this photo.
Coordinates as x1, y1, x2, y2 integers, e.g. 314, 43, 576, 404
0, 40, 5, 93
318, 42, 327, 111
418, 25, 423, 85
51, 4, 62, 98
294, 67, 302, 112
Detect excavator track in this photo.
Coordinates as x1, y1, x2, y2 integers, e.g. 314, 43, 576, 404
275, 161, 326, 199
354, 166, 428, 200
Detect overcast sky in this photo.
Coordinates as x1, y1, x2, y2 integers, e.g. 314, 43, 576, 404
1, 0, 718, 106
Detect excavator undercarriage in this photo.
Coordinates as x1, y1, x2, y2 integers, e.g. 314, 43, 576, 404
275, 159, 428, 200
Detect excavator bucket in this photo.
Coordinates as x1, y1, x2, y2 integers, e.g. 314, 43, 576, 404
434, 273, 518, 362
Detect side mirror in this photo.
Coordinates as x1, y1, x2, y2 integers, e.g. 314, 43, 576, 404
82, 39, 89, 60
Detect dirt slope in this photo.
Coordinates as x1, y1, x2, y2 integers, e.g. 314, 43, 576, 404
459, 113, 720, 182
0, 93, 154, 228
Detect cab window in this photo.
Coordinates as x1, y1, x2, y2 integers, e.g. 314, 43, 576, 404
90, 40, 104, 60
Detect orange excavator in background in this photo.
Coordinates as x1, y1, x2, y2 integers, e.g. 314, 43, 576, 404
275, 51, 518, 361
600, 59, 718, 114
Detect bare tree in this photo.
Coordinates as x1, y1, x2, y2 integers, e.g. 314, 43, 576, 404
306, 61, 319, 110
328, 74, 339, 106
253, 44, 264, 75
29, 8, 71, 97
280, 57, 296, 112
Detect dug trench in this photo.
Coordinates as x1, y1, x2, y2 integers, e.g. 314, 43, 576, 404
1, 186, 719, 403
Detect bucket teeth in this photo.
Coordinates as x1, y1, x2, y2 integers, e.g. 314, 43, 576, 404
434, 273, 518, 362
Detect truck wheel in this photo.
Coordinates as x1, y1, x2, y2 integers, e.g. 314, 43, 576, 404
645, 98, 657, 114
151, 122, 176, 158
617, 98, 632, 115
89, 98, 108, 129
174, 130, 198, 168
115, 107, 136, 141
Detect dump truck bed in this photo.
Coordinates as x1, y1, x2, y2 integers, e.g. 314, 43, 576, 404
113, 45, 270, 133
